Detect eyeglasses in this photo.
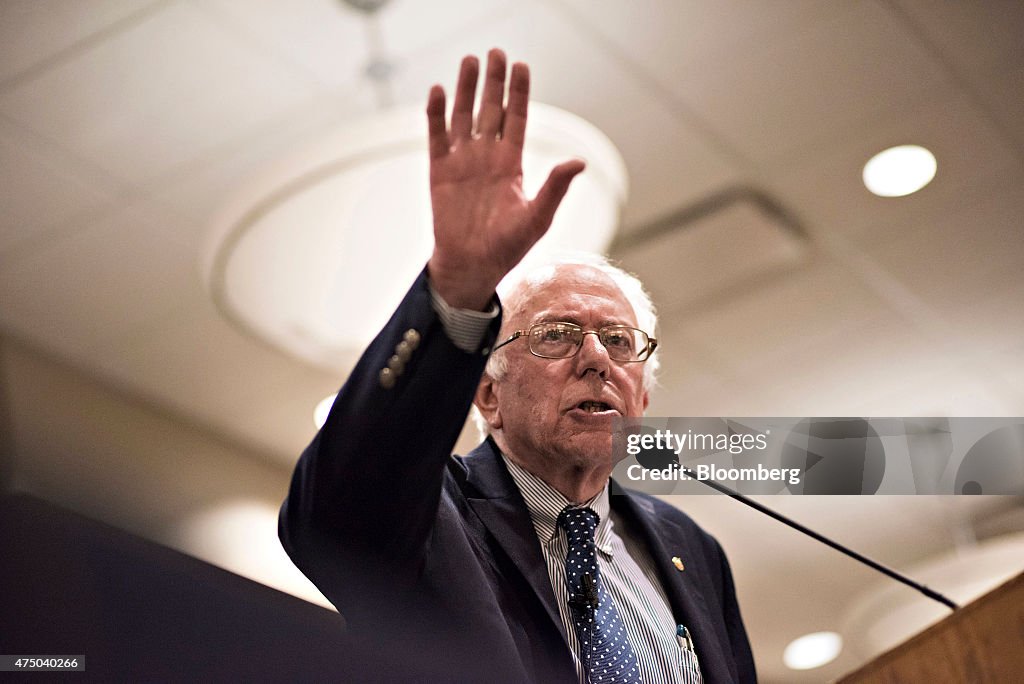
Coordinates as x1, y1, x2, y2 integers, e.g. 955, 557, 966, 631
491, 322, 657, 362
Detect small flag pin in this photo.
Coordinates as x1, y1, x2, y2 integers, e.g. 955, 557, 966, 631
672, 556, 685, 571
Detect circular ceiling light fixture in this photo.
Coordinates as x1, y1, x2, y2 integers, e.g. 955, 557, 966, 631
862, 144, 937, 197
204, 104, 627, 371
783, 631, 843, 670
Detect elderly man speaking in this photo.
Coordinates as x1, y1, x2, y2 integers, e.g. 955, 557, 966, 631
279, 49, 755, 684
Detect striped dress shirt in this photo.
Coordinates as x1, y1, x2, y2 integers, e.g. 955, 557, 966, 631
503, 456, 702, 684
427, 282, 702, 682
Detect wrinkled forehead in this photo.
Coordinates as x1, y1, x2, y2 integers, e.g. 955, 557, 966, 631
504, 264, 638, 328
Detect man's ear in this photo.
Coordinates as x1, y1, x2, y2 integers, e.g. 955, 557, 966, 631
642, 389, 649, 412
474, 373, 502, 430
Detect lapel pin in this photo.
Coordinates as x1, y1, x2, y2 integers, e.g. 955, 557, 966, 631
672, 556, 685, 571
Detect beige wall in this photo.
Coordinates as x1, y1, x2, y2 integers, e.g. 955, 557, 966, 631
1, 332, 329, 607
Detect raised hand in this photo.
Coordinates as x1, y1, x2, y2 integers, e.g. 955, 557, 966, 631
425, 49, 585, 311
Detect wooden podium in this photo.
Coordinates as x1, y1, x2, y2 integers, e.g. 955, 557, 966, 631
838, 572, 1024, 683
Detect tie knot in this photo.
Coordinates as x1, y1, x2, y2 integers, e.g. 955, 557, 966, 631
557, 506, 599, 543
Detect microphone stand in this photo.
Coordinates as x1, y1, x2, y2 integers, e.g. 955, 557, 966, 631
680, 466, 960, 611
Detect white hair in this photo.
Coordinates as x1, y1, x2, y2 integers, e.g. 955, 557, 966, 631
472, 252, 659, 437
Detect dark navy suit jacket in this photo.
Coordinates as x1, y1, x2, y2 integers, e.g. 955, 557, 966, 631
279, 270, 756, 683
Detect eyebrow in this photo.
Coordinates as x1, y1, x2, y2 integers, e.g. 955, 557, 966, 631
531, 315, 633, 328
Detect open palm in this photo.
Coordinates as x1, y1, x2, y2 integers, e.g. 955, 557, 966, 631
426, 50, 584, 310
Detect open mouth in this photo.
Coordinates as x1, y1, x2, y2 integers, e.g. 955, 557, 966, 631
576, 401, 614, 414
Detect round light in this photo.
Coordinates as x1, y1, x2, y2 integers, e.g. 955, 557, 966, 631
862, 145, 937, 197
783, 631, 843, 670
313, 392, 337, 429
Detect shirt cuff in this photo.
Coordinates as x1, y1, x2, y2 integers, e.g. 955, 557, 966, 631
428, 281, 500, 353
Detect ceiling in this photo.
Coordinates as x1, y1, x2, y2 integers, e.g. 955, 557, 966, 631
1, 1, 1022, 681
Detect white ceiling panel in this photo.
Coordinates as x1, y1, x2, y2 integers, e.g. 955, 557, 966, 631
657, 0, 953, 165
147, 87, 377, 247
650, 376, 744, 418
0, 0, 165, 84
615, 197, 808, 316
765, 90, 1023, 246
378, 0, 515, 58
0, 201, 201, 361
0, 116, 124, 256
676, 257, 892, 375
978, 65, 1024, 151
893, 0, 1024, 75
199, 0, 369, 89
852, 361, 1024, 418
865, 174, 1024, 320
709, 311, 958, 416
559, 0, 853, 85
949, 281, 1024, 362
642, 322, 728, 417
388, 0, 742, 229
890, 0, 1024, 152
198, 0, 516, 92
0, 1, 320, 183
988, 344, 1024, 404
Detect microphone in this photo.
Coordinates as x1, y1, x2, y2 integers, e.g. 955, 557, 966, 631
570, 572, 600, 611
582, 572, 599, 609
679, 465, 960, 611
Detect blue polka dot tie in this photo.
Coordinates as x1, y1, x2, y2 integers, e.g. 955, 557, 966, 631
557, 507, 641, 683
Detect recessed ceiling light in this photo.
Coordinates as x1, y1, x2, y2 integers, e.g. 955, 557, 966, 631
314, 392, 337, 429
783, 631, 843, 670
862, 144, 937, 197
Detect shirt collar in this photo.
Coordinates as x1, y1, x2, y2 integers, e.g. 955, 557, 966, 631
501, 454, 616, 557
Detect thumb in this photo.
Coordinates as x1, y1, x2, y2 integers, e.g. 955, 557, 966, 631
529, 159, 586, 234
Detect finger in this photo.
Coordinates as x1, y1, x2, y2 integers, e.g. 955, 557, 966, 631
426, 85, 449, 160
503, 61, 530, 150
529, 160, 586, 234
477, 48, 507, 138
451, 55, 479, 142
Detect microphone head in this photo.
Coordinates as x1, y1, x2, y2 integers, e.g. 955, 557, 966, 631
582, 572, 599, 609
569, 572, 600, 611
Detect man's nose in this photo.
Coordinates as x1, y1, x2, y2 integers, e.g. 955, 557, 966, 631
575, 331, 611, 377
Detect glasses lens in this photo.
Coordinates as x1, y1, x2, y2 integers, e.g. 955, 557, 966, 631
601, 327, 648, 361
530, 323, 581, 358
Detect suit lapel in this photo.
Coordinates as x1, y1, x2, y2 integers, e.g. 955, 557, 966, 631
610, 482, 735, 683
458, 440, 570, 649
457, 445, 736, 682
